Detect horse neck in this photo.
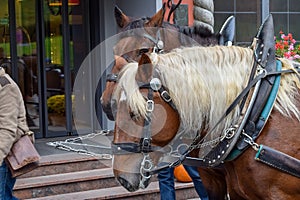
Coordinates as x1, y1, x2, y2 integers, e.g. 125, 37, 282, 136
154, 46, 254, 135
165, 22, 219, 47
159, 23, 197, 51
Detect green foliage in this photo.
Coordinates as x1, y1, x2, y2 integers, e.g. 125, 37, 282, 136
47, 95, 66, 116
47, 95, 74, 116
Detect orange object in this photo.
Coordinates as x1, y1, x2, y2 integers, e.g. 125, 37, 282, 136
174, 164, 192, 182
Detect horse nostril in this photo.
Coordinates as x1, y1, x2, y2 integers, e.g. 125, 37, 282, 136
117, 176, 136, 192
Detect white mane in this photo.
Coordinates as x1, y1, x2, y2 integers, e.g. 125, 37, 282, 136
115, 46, 300, 140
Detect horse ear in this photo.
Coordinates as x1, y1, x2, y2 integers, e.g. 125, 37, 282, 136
114, 5, 130, 28
136, 54, 153, 83
146, 5, 166, 27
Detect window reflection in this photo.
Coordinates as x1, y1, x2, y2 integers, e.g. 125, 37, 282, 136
270, 0, 288, 12
214, 0, 300, 45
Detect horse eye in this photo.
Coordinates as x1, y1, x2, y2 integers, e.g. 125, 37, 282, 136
129, 112, 139, 121
130, 112, 136, 119
138, 48, 149, 56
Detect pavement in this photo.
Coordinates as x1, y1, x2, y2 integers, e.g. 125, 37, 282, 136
34, 136, 77, 156
34, 133, 113, 157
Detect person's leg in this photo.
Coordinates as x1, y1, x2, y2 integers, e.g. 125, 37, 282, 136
0, 161, 18, 200
184, 165, 209, 200
157, 167, 176, 200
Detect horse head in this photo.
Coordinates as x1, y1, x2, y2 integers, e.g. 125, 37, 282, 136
100, 5, 227, 121
111, 44, 260, 191
101, 6, 180, 120
109, 14, 300, 198
112, 54, 180, 192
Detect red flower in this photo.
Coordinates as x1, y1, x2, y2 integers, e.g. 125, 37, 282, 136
275, 31, 300, 62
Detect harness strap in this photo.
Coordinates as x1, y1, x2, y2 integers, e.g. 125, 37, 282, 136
141, 88, 154, 153
139, 82, 177, 111
146, 154, 223, 176
198, 66, 300, 141
237, 60, 282, 150
255, 145, 300, 178
111, 142, 162, 154
142, 31, 164, 53
226, 60, 282, 161
106, 73, 118, 82
151, 66, 300, 172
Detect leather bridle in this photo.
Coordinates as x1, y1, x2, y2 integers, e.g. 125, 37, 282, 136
106, 28, 164, 84
111, 77, 177, 155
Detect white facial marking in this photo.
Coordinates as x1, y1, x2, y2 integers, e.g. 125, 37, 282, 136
120, 91, 127, 101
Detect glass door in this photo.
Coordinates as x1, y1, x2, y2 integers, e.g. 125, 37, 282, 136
43, 0, 88, 137
3, 0, 89, 138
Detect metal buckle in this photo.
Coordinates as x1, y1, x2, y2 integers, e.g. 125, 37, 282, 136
106, 73, 118, 82
146, 100, 154, 112
141, 138, 151, 148
140, 138, 152, 154
242, 131, 259, 151
223, 127, 236, 140
161, 91, 172, 102
150, 78, 162, 91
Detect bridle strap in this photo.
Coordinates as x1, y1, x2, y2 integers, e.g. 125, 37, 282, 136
111, 142, 162, 154
139, 83, 177, 111
112, 77, 178, 155
106, 73, 118, 82
140, 87, 154, 153
142, 30, 164, 53
146, 154, 223, 176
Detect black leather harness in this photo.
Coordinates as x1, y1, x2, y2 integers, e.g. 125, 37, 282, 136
149, 15, 300, 178
111, 15, 300, 179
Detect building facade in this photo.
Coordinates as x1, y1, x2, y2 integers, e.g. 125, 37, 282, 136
0, 0, 299, 138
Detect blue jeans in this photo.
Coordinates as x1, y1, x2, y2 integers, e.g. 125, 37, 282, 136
158, 165, 209, 200
0, 162, 18, 200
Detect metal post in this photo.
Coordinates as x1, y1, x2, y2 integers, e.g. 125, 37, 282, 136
62, 0, 73, 135
36, 0, 48, 138
8, 0, 18, 82
261, 0, 270, 23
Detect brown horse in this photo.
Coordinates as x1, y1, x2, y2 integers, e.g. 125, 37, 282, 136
111, 42, 300, 199
99, 5, 235, 120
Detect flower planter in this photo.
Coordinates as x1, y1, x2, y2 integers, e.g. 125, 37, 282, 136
48, 114, 66, 126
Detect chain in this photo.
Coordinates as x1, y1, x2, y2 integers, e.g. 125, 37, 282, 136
242, 131, 260, 151
140, 153, 153, 179
47, 129, 113, 159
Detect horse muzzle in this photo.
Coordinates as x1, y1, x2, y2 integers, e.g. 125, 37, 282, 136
113, 153, 154, 192
101, 98, 117, 121
115, 170, 151, 192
